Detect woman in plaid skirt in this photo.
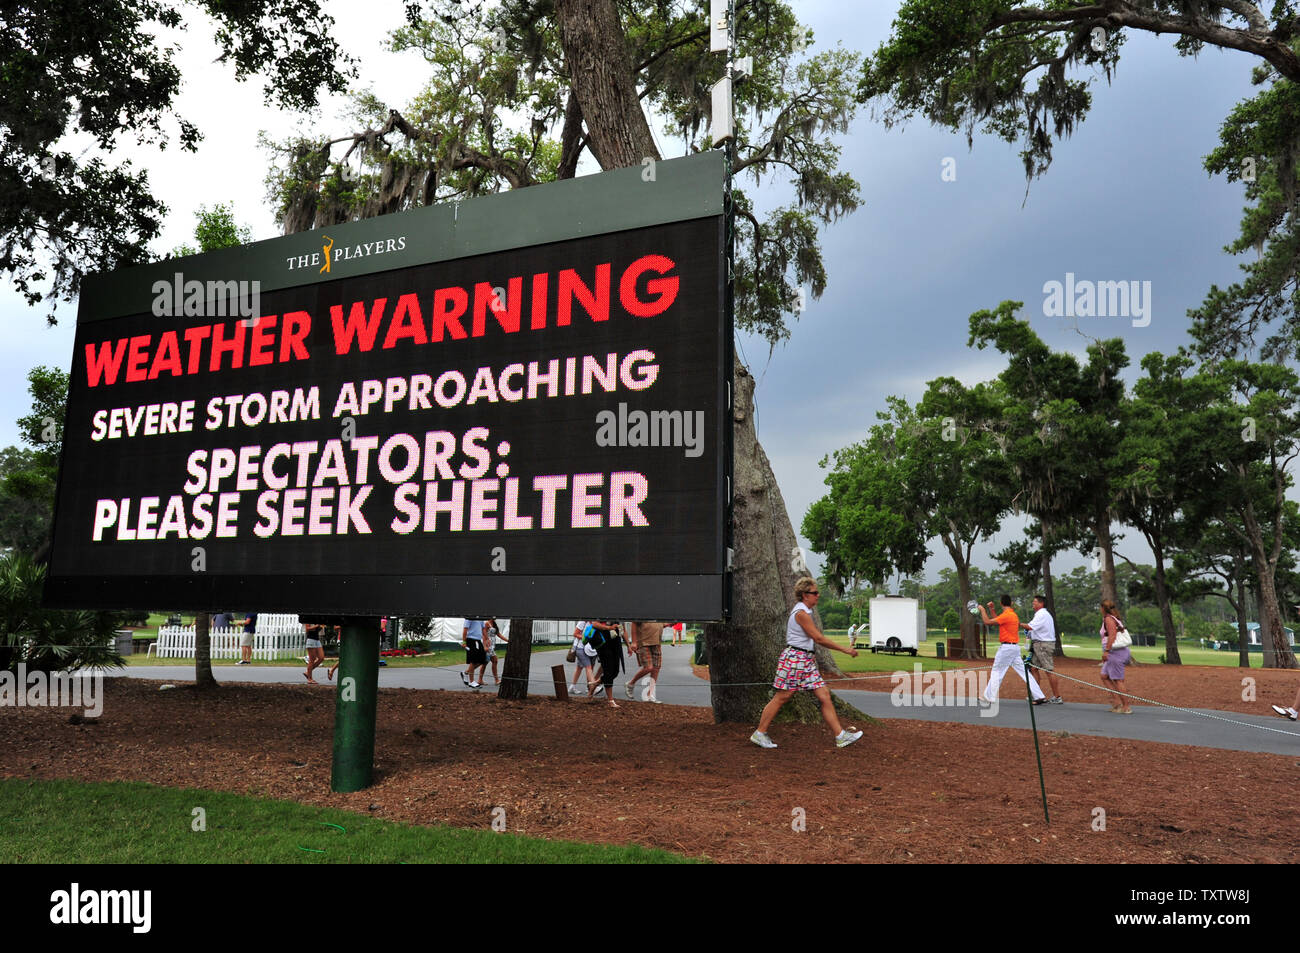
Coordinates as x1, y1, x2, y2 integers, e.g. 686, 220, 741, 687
750, 577, 863, 749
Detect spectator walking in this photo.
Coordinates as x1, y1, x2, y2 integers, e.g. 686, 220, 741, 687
304, 619, 330, 682
483, 618, 507, 685
567, 621, 600, 696
978, 595, 1046, 703
461, 618, 487, 689
326, 626, 343, 680
586, 620, 625, 707
238, 612, 257, 665
1021, 595, 1063, 704
626, 620, 665, 702
1271, 683, 1300, 720
1099, 600, 1133, 714
751, 577, 863, 749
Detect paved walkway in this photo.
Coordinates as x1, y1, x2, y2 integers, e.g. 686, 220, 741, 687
110, 644, 1300, 756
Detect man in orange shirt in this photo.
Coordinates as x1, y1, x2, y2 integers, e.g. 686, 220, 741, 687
978, 594, 1045, 704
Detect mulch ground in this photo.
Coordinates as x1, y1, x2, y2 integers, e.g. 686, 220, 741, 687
3, 676, 1298, 863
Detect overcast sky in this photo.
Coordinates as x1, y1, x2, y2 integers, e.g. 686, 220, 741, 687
0, 0, 1265, 585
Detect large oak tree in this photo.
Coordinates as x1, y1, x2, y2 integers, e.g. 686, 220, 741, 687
264, 0, 867, 722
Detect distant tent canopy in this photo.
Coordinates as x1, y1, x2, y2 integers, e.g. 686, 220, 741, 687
1244, 622, 1296, 648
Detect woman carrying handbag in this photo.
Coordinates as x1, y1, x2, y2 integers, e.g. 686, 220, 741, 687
1099, 600, 1134, 714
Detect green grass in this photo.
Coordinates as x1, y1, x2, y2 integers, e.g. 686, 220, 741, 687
0, 778, 698, 864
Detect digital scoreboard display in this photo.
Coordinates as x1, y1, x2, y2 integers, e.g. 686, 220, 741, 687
44, 154, 731, 619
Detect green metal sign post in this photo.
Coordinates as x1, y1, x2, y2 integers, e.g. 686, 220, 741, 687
331, 617, 382, 792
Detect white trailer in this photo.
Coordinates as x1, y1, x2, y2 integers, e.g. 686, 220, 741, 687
867, 597, 926, 656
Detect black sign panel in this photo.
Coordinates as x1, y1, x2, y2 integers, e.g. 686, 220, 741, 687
45, 210, 728, 619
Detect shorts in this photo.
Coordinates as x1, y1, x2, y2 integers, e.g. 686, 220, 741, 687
1030, 641, 1054, 671
1101, 646, 1130, 680
240, 633, 255, 647
305, 639, 323, 649
465, 640, 486, 665
572, 647, 593, 669
772, 646, 824, 692
636, 644, 662, 668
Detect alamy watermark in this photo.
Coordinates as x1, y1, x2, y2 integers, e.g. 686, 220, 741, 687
595, 402, 705, 458
1042, 272, 1151, 328
890, 663, 999, 718
1, 664, 103, 717
151, 272, 261, 324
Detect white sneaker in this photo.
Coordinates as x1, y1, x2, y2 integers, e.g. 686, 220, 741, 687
1271, 704, 1298, 721
470, 681, 482, 690
835, 729, 864, 748
641, 679, 654, 702
624, 682, 634, 699
749, 731, 777, 749
460, 672, 470, 686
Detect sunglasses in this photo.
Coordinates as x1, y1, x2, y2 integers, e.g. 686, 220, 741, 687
807, 590, 819, 596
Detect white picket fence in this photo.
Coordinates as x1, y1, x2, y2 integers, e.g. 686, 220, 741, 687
153, 620, 307, 660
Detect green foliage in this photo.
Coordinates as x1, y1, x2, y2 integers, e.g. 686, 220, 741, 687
0, 366, 70, 557
940, 607, 959, 630
805, 380, 1010, 599
816, 599, 850, 629
0, 553, 124, 673
264, 0, 864, 346
0, 1, 354, 320
171, 202, 253, 257
859, 0, 1123, 182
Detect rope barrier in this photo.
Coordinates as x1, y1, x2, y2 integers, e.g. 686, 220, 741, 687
102, 646, 1300, 740
1024, 658, 1300, 738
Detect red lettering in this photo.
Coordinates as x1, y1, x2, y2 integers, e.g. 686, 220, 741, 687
148, 331, 183, 380
84, 338, 128, 387
249, 315, 277, 366
208, 321, 245, 372
281, 311, 311, 361
124, 334, 152, 382
620, 254, 679, 318
330, 298, 387, 354
530, 272, 549, 329
472, 278, 521, 336
183, 325, 211, 374
557, 265, 610, 326
383, 294, 428, 349
432, 287, 469, 342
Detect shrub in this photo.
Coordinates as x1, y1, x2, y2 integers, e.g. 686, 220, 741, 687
0, 553, 124, 673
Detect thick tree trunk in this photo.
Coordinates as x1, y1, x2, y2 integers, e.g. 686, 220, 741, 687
1241, 499, 1297, 668
194, 611, 216, 689
554, 0, 660, 167
1040, 521, 1063, 656
552, 4, 861, 723
498, 619, 533, 700
1235, 569, 1250, 669
954, 560, 979, 657
703, 359, 859, 724
1151, 545, 1181, 664
1095, 504, 1118, 606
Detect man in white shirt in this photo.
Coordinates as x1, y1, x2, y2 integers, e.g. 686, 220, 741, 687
1020, 595, 1063, 704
